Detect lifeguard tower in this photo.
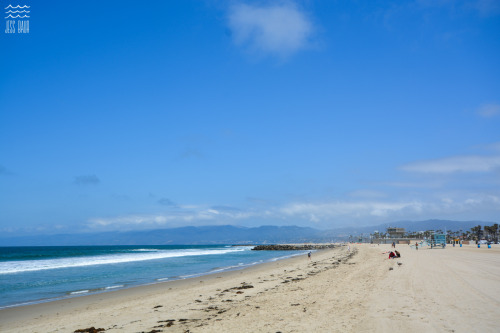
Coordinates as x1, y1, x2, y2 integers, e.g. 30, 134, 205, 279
430, 233, 446, 249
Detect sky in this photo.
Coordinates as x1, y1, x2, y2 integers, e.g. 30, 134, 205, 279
1, 0, 499, 236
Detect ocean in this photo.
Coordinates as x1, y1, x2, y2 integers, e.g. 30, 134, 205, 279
0, 245, 306, 309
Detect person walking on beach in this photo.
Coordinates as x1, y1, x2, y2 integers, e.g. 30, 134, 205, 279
415, 242, 418, 250
392, 242, 396, 248
307, 252, 312, 261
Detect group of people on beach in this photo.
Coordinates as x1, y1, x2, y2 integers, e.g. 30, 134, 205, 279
388, 250, 400, 259
388, 241, 401, 258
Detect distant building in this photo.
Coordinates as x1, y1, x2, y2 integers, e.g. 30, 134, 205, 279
387, 227, 405, 238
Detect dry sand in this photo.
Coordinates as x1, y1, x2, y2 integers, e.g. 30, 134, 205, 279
1, 243, 499, 332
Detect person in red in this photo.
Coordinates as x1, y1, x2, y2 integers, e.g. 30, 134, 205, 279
388, 251, 396, 259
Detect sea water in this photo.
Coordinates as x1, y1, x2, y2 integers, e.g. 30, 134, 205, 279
0, 245, 306, 309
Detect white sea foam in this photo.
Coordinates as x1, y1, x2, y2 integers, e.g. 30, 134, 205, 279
70, 290, 89, 295
0, 247, 249, 275
269, 252, 306, 262
181, 261, 252, 277
104, 285, 124, 290
179, 273, 204, 279
206, 261, 257, 274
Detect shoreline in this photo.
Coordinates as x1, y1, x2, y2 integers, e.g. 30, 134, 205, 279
0, 246, 339, 330
2, 243, 499, 332
0, 244, 316, 311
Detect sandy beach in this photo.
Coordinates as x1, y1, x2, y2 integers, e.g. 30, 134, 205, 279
1, 244, 499, 332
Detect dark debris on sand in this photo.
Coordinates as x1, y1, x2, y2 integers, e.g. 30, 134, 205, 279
222, 282, 254, 293
74, 327, 105, 333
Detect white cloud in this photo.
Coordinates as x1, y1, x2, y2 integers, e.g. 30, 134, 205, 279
279, 194, 500, 223
86, 192, 500, 230
85, 143, 500, 232
280, 201, 423, 219
400, 155, 500, 173
228, 2, 314, 58
89, 214, 171, 227
477, 103, 500, 118
87, 206, 256, 229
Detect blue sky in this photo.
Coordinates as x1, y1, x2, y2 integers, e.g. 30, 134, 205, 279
1, 0, 499, 235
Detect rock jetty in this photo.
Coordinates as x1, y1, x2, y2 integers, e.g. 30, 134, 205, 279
251, 244, 336, 251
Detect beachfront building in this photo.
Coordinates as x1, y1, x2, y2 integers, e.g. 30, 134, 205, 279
370, 227, 415, 245
387, 227, 405, 238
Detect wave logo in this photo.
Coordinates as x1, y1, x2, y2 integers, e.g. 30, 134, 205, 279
4, 4, 30, 34
5, 4, 30, 19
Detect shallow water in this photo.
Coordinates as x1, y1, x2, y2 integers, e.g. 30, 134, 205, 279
0, 245, 306, 308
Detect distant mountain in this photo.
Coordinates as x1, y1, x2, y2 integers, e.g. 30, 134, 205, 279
0, 220, 495, 246
0, 225, 331, 246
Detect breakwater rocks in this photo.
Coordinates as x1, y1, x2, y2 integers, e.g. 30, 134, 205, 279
251, 244, 336, 251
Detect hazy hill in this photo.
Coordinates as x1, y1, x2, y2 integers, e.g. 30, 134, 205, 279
0, 225, 328, 246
